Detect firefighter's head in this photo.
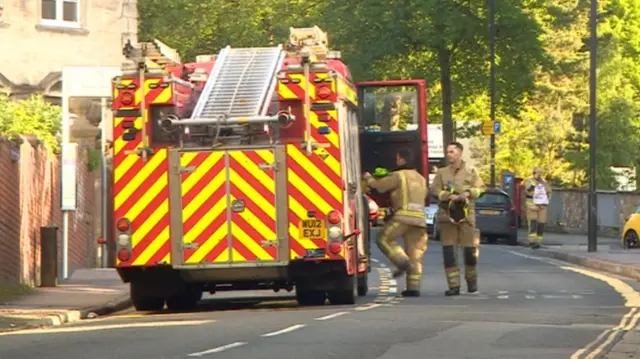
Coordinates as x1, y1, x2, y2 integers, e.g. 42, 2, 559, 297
396, 148, 412, 167
446, 141, 464, 165
533, 166, 542, 179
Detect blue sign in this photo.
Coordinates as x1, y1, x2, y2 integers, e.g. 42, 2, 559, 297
493, 121, 501, 133
504, 175, 513, 184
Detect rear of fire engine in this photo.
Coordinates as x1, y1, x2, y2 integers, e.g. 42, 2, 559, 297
110, 27, 371, 311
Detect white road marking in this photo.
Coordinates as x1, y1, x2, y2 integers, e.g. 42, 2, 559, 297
504, 249, 640, 359
260, 324, 306, 337
525, 295, 536, 299
527, 290, 537, 294
380, 263, 387, 268
314, 312, 349, 321
0, 320, 213, 337
571, 295, 583, 299
371, 258, 380, 263
498, 290, 508, 294
497, 295, 509, 299
188, 342, 247, 357
355, 303, 381, 311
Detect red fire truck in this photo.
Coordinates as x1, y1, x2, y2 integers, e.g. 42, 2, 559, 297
110, 27, 431, 311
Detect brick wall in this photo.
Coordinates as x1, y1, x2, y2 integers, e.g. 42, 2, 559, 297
0, 137, 96, 286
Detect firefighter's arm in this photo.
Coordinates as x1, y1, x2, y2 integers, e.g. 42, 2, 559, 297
524, 178, 535, 196
365, 172, 399, 194
431, 171, 451, 201
464, 167, 485, 200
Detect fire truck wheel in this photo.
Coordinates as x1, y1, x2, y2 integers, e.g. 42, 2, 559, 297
357, 272, 369, 296
165, 285, 202, 311
130, 283, 165, 312
295, 288, 326, 306
327, 276, 357, 305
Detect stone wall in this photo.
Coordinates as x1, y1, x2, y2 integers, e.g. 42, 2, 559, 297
0, 138, 96, 286
520, 187, 640, 237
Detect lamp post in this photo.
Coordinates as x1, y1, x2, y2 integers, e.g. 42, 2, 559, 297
587, 0, 598, 252
489, 0, 496, 186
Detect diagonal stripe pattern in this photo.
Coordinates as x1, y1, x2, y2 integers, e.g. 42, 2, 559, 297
112, 78, 176, 268
286, 144, 344, 259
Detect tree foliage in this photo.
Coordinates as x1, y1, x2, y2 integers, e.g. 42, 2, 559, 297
137, 0, 640, 190
0, 94, 61, 153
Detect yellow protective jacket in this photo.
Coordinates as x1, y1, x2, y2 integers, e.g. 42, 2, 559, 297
431, 161, 485, 225
364, 167, 428, 227
523, 176, 552, 205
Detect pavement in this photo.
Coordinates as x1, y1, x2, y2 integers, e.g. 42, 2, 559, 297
0, 229, 639, 358
0, 268, 130, 332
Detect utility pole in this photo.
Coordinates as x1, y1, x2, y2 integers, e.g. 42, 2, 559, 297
588, 0, 598, 252
489, 0, 497, 186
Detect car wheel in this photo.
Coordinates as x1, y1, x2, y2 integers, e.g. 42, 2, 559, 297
624, 229, 639, 249
486, 236, 498, 244
507, 231, 518, 246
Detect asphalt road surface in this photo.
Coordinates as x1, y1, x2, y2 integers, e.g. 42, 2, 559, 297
1, 232, 639, 359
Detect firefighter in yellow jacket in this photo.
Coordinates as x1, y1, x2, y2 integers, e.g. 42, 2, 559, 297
522, 167, 552, 249
363, 148, 428, 297
431, 142, 485, 296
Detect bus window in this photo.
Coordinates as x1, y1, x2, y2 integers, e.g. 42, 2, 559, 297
360, 86, 418, 132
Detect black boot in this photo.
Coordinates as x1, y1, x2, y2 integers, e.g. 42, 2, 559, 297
445, 287, 460, 296
401, 290, 420, 297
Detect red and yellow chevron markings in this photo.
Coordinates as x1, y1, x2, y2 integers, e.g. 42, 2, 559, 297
286, 143, 343, 260
277, 72, 336, 102
228, 150, 278, 262
180, 151, 228, 265
112, 77, 175, 268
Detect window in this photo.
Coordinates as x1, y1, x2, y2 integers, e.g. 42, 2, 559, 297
360, 86, 419, 132
41, 0, 79, 27
475, 192, 511, 206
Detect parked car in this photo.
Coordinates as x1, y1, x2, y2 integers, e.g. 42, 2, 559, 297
424, 194, 439, 240
475, 187, 518, 245
621, 205, 640, 249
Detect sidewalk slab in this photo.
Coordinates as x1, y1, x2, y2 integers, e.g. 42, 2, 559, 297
0, 268, 131, 333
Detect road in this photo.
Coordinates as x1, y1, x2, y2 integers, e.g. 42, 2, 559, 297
1, 233, 639, 359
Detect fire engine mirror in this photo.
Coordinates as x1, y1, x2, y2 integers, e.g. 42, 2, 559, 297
231, 199, 246, 213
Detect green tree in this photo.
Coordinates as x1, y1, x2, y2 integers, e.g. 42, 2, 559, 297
0, 94, 61, 153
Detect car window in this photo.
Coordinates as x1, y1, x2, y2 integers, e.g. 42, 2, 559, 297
475, 192, 510, 206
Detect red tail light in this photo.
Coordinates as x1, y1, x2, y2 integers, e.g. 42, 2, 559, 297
317, 85, 332, 99
117, 248, 131, 262
120, 91, 134, 106
327, 210, 341, 224
116, 218, 130, 232
96, 237, 106, 245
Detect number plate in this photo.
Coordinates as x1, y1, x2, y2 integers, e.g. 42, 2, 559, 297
305, 248, 326, 258
299, 218, 326, 240
479, 210, 501, 215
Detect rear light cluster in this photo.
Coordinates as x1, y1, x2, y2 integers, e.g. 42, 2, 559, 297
326, 210, 343, 255
116, 217, 132, 262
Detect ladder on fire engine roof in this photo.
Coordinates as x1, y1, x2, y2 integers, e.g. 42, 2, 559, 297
190, 45, 285, 123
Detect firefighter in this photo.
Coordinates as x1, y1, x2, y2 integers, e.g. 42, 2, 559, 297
431, 142, 485, 296
363, 148, 428, 297
523, 167, 552, 249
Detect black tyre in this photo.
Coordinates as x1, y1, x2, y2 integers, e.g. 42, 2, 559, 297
357, 272, 369, 296
165, 285, 202, 311
295, 287, 326, 306
624, 229, 639, 249
327, 276, 357, 305
130, 283, 164, 312
507, 231, 519, 246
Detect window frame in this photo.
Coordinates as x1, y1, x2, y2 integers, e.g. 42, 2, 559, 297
475, 192, 511, 206
40, 0, 80, 28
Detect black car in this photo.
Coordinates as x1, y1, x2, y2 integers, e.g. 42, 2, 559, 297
475, 187, 518, 245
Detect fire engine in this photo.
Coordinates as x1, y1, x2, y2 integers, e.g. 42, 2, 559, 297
110, 26, 429, 311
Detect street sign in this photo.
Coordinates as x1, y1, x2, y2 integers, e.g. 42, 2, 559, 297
481, 121, 494, 135
481, 120, 501, 135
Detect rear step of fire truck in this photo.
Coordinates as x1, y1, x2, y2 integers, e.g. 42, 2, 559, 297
189, 45, 285, 138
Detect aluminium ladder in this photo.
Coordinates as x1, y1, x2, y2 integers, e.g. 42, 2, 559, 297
190, 45, 285, 121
